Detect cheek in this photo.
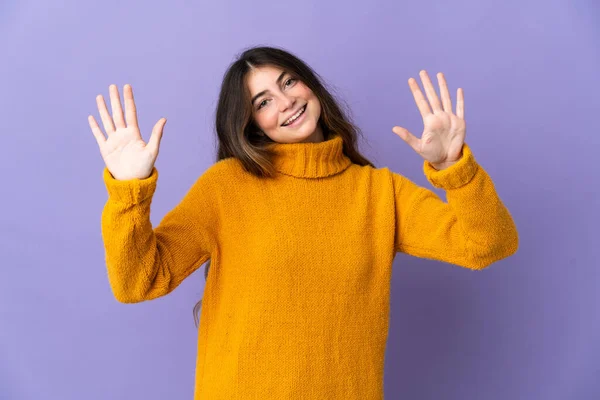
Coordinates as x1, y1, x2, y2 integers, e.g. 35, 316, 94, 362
300, 84, 315, 99
308, 93, 320, 114
256, 109, 280, 129
302, 88, 319, 109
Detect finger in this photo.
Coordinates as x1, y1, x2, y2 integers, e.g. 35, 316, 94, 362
123, 84, 139, 128
392, 126, 421, 152
96, 94, 116, 136
419, 70, 443, 112
436, 72, 453, 114
408, 77, 432, 120
109, 84, 126, 129
147, 118, 166, 153
88, 115, 106, 147
457, 88, 465, 119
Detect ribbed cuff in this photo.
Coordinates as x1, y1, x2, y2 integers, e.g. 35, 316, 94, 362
102, 166, 158, 204
423, 142, 478, 190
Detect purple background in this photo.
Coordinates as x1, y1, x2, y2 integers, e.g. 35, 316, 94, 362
1, 0, 598, 399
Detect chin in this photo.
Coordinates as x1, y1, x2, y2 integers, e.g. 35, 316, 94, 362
288, 126, 318, 143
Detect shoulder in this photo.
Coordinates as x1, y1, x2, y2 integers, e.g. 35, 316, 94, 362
203, 157, 241, 177
344, 164, 404, 193
348, 163, 397, 181
349, 163, 417, 193
193, 157, 247, 188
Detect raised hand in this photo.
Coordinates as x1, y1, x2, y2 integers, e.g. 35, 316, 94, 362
88, 84, 167, 180
392, 70, 466, 170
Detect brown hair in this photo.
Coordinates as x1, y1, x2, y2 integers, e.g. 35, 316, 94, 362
193, 45, 376, 329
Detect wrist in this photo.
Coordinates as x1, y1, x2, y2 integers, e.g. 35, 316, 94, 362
430, 160, 457, 171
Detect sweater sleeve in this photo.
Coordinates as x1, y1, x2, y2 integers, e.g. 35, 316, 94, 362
100, 166, 218, 303
392, 142, 519, 270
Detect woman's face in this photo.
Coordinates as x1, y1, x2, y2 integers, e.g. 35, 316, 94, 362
247, 65, 323, 144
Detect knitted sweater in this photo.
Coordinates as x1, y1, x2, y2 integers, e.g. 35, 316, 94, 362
100, 133, 518, 399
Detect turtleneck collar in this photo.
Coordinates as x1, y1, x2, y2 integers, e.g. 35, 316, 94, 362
266, 133, 352, 179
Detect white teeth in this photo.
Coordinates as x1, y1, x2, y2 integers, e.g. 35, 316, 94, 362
283, 105, 305, 126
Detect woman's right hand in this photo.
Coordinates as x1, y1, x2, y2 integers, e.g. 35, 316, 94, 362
88, 84, 166, 180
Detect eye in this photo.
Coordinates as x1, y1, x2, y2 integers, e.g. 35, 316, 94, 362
257, 99, 269, 109
256, 78, 297, 110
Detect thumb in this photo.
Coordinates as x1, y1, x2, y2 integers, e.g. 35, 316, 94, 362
148, 118, 166, 153
392, 126, 420, 153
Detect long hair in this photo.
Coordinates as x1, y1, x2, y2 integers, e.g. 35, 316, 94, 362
193, 45, 376, 329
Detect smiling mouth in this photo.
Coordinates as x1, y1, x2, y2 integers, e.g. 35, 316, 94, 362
281, 105, 307, 126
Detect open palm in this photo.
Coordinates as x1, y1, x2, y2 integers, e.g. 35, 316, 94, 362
88, 84, 166, 180
392, 70, 466, 169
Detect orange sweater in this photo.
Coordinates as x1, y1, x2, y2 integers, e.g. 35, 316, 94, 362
100, 133, 518, 399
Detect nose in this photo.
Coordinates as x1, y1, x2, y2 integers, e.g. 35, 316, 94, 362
278, 93, 295, 112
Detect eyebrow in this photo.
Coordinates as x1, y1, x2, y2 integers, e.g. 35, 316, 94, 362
251, 70, 287, 106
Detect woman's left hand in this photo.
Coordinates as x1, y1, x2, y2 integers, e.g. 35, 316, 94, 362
392, 70, 466, 170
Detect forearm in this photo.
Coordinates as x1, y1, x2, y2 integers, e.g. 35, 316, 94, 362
423, 143, 519, 268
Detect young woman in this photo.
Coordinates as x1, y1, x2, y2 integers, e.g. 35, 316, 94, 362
89, 46, 518, 399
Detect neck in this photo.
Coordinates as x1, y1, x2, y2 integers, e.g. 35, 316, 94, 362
267, 132, 352, 179
300, 124, 325, 143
